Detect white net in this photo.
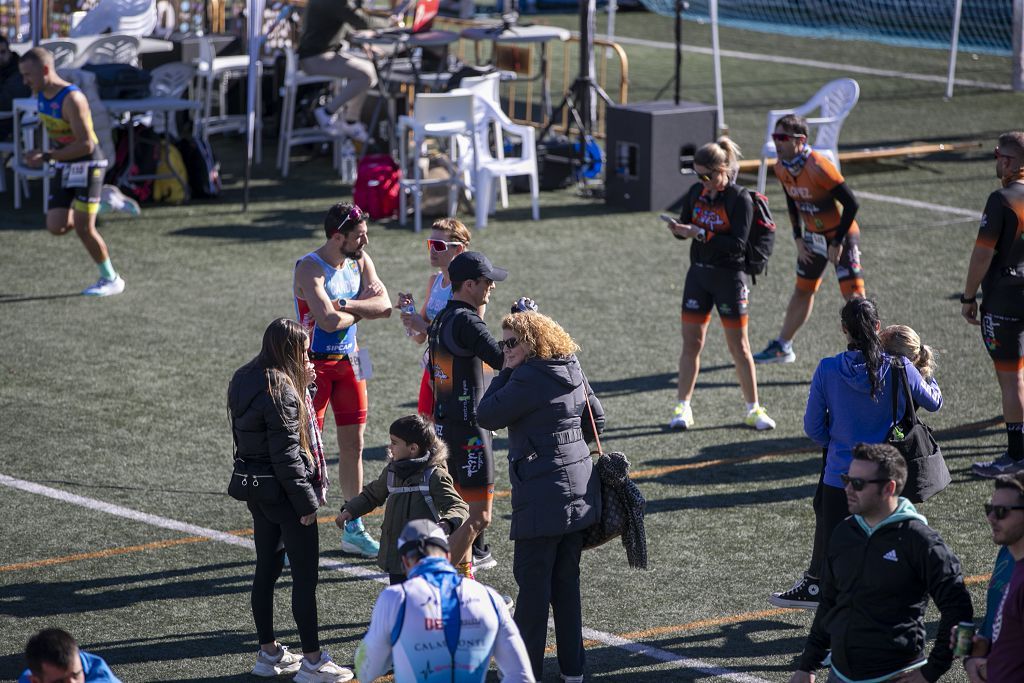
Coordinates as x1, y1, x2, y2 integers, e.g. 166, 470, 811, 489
638, 0, 1014, 56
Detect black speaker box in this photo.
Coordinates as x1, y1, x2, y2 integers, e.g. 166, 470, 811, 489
605, 100, 717, 212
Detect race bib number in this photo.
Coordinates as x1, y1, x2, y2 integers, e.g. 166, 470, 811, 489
351, 347, 373, 381
804, 231, 829, 258
63, 162, 89, 188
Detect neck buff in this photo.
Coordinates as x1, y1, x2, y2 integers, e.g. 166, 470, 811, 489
407, 556, 463, 659
781, 145, 813, 176
1003, 167, 1024, 188
391, 451, 431, 480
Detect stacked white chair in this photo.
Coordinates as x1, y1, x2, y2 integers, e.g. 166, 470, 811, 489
148, 62, 196, 138
472, 96, 539, 229
276, 48, 351, 180
757, 78, 860, 193
458, 72, 508, 214
43, 41, 78, 68
76, 34, 141, 67
398, 91, 477, 233
194, 35, 258, 160
71, 0, 157, 37
10, 99, 53, 212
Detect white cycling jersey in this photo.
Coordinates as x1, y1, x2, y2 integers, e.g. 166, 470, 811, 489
356, 566, 534, 683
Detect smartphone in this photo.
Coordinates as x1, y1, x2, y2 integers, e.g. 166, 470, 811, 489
660, 214, 677, 224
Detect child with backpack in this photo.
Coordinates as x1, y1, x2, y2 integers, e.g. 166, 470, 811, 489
337, 415, 468, 584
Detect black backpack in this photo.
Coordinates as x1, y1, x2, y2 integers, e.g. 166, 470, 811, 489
175, 137, 221, 199
740, 187, 776, 283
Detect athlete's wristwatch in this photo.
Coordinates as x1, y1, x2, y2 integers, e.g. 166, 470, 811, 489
41, 152, 53, 164
337, 298, 348, 310
960, 294, 977, 304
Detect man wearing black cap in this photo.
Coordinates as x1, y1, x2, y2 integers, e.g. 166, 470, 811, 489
427, 251, 507, 580
355, 520, 534, 683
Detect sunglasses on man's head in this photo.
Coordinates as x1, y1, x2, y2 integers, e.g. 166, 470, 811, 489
772, 133, 806, 143
497, 338, 521, 351
840, 474, 890, 491
985, 503, 1024, 520
427, 239, 462, 252
331, 206, 364, 235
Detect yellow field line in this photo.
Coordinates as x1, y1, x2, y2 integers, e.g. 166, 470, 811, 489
0, 536, 212, 572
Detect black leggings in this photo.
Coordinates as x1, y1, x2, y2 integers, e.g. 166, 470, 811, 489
807, 466, 849, 579
249, 500, 320, 653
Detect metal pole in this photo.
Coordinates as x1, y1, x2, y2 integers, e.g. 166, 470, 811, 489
579, 0, 596, 134
945, 0, 964, 99
606, 0, 617, 58
1013, 0, 1023, 91
673, 0, 681, 104
31, 0, 42, 45
710, 0, 725, 133
243, 0, 265, 212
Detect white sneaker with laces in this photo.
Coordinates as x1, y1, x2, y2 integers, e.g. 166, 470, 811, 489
252, 645, 303, 677
293, 650, 353, 683
82, 275, 125, 297
668, 402, 693, 430
745, 406, 776, 431
314, 106, 340, 134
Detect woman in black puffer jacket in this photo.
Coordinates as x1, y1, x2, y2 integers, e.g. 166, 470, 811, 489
477, 311, 604, 683
228, 318, 352, 682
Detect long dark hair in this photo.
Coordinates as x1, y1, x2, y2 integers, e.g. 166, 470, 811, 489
389, 414, 448, 462
841, 297, 884, 398
258, 318, 313, 463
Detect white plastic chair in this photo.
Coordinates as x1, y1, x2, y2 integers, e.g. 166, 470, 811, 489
148, 62, 195, 138
757, 78, 860, 193
77, 34, 141, 67
458, 72, 507, 208
473, 96, 538, 228
276, 48, 351, 180
11, 99, 54, 212
71, 0, 157, 37
43, 41, 78, 68
398, 91, 477, 233
194, 36, 259, 160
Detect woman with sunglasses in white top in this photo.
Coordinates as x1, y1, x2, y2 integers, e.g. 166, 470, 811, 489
397, 218, 473, 419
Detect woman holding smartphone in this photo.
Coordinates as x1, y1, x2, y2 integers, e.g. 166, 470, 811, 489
665, 137, 776, 432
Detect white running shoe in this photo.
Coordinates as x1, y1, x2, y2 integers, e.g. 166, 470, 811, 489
336, 120, 369, 143
252, 645, 303, 677
99, 184, 141, 216
745, 406, 776, 431
314, 106, 340, 134
82, 275, 125, 297
292, 651, 353, 683
668, 402, 693, 430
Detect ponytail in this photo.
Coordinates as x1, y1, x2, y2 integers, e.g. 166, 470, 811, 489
694, 136, 742, 179
389, 414, 448, 462
841, 298, 884, 398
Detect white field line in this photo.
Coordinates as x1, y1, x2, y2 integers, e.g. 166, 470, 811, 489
609, 36, 1013, 91
856, 191, 981, 219
0, 473, 772, 682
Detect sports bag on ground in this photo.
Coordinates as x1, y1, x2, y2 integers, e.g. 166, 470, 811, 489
175, 136, 221, 199
888, 362, 950, 503
354, 153, 400, 220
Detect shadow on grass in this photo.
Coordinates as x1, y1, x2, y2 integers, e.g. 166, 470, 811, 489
646, 482, 817, 512
0, 561, 259, 619
0, 292, 82, 304
589, 367, 807, 399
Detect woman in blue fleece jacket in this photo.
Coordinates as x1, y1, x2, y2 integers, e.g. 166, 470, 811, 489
769, 297, 943, 610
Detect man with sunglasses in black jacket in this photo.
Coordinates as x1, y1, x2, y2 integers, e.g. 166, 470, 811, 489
788, 443, 972, 683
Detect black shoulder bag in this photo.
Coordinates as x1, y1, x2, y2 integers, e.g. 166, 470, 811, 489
887, 362, 950, 504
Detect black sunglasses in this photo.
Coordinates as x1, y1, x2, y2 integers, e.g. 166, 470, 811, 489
985, 503, 1024, 520
497, 338, 521, 351
840, 474, 890, 491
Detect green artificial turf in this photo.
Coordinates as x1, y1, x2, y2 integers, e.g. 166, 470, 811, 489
1, 8, 1021, 681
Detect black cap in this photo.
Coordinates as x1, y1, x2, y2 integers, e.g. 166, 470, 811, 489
397, 519, 450, 556
448, 251, 508, 284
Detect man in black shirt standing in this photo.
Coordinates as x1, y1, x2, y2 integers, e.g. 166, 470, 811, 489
963, 132, 1024, 478
297, 0, 376, 141
428, 252, 507, 579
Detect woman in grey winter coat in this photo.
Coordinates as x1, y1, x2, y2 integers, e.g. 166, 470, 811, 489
477, 311, 604, 683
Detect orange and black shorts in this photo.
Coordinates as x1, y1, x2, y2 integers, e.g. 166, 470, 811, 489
311, 358, 368, 428
982, 307, 1024, 372
796, 229, 865, 298
435, 420, 494, 489
681, 264, 749, 329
